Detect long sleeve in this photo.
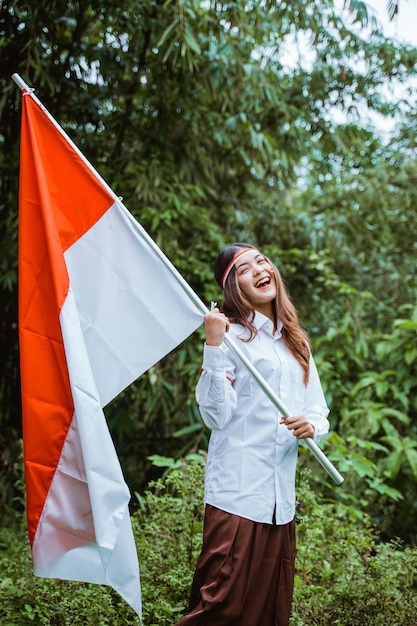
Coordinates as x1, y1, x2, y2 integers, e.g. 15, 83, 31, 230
303, 353, 330, 442
195, 344, 237, 430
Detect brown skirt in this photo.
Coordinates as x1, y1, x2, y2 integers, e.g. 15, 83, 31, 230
174, 505, 296, 626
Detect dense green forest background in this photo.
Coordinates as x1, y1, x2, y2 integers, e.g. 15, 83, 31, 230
0, 1, 417, 622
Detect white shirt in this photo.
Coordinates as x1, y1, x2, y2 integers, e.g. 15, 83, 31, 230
196, 311, 330, 525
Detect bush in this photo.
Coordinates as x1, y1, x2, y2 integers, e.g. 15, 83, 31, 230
0, 527, 139, 626
133, 457, 205, 626
0, 459, 205, 626
291, 469, 417, 626
1, 461, 416, 625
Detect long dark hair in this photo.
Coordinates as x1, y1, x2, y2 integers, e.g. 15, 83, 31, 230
214, 243, 311, 384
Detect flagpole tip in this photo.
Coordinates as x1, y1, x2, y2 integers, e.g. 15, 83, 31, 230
12, 73, 30, 91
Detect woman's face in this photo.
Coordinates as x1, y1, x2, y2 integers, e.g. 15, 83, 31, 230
235, 249, 277, 316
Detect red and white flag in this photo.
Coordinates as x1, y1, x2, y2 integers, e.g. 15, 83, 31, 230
17, 86, 204, 616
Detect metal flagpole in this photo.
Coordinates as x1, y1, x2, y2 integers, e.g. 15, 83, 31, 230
12, 73, 343, 485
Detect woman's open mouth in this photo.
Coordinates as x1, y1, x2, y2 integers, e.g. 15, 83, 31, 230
255, 276, 271, 288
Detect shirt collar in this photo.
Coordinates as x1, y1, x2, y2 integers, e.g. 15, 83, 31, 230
253, 310, 283, 339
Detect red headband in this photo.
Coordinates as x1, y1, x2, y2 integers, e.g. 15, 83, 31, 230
221, 248, 256, 289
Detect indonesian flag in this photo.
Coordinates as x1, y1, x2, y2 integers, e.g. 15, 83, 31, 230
18, 88, 204, 616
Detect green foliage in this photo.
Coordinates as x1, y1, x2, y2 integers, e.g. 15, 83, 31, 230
291, 468, 417, 626
0, 528, 140, 625
2, 461, 416, 625
0, 437, 25, 527
329, 304, 417, 544
133, 458, 205, 625
0, 460, 205, 626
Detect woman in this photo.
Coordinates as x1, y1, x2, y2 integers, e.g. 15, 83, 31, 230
175, 243, 330, 626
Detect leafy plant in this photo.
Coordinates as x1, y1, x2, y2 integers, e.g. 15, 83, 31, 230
0, 527, 140, 626
133, 458, 205, 626
1, 461, 416, 625
291, 468, 417, 626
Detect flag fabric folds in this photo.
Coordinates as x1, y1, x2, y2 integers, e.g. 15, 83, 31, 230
17, 88, 204, 616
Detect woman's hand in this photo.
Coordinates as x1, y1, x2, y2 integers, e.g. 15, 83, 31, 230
204, 308, 230, 346
280, 415, 315, 439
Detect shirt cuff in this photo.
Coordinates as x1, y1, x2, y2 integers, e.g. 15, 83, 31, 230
203, 343, 226, 370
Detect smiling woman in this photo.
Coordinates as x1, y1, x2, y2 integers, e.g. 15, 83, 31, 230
215, 243, 312, 384
174, 242, 330, 626
231, 248, 277, 318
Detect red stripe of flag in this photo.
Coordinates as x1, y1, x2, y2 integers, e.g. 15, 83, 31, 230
18, 92, 114, 543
